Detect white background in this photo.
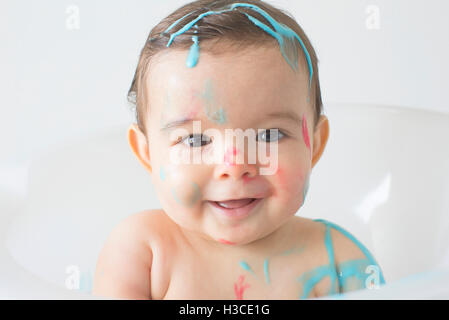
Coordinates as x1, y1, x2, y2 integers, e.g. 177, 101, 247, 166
1, 0, 448, 194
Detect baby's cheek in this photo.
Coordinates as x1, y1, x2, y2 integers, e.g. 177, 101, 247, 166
160, 164, 202, 208
274, 166, 308, 205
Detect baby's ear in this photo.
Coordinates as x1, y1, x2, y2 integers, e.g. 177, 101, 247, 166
311, 115, 329, 168
128, 123, 152, 173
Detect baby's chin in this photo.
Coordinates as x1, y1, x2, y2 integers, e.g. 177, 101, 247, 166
171, 217, 271, 248
209, 219, 283, 248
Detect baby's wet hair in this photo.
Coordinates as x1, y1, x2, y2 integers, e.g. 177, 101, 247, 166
127, 0, 323, 137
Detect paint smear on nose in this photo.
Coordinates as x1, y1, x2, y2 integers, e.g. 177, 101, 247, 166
224, 147, 238, 166
302, 113, 311, 151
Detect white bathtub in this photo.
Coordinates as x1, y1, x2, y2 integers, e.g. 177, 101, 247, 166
1, 102, 449, 299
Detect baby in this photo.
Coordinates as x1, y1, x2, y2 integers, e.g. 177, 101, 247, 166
92, 0, 386, 300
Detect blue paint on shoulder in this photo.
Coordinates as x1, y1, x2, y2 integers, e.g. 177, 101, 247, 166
313, 218, 386, 285
323, 223, 338, 294
297, 264, 334, 299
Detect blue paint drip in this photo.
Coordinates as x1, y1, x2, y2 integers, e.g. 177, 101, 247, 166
165, 11, 197, 33
263, 258, 270, 284
187, 25, 200, 68
239, 260, 256, 275
164, 3, 313, 96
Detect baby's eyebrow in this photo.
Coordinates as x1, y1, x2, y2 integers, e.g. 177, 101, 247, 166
264, 110, 302, 125
160, 111, 302, 132
160, 117, 198, 132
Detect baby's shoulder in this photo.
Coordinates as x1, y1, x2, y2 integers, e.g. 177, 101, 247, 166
304, 218, 385, 297
301, 218, 372, 263
315, 219, 373, 263
118, 209, 180, 247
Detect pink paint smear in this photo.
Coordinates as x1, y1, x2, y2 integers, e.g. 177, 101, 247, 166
302, 113, 311, 151
234, 275, 251, 300
224, 147, 239, 166
243, 174, 258, 185
218, 238, 235, 245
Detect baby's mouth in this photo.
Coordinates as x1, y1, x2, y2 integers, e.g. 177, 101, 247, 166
212, 198, 256, 209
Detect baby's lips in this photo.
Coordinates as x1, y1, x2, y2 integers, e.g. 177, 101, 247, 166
207, 191, 267, 203
214, 198, 255, 209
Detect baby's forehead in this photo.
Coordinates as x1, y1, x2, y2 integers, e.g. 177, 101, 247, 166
147, 45, 309, 105
144, 44, 311, 134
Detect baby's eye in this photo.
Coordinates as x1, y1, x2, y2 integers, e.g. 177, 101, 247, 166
257, 129, 285, 143
181, 133, 212, 148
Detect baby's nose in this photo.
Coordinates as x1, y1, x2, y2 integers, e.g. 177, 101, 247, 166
213, 147, 258, 181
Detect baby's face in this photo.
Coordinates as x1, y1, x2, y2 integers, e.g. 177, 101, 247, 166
143, 44, 320, 249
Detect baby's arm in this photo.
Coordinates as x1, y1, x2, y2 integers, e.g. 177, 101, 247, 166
92, 214, 153, 299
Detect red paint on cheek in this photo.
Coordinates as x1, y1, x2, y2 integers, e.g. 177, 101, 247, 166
224, 147, 238, 166
218, 238, 235, 245
234, 275, 250, 300
275, 166, 288, 195
302, 113, 311, 151
275, 166, 306, 201
243, 174, 258, 185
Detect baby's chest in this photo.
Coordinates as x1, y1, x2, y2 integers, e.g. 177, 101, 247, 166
161, 251, 334, 300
